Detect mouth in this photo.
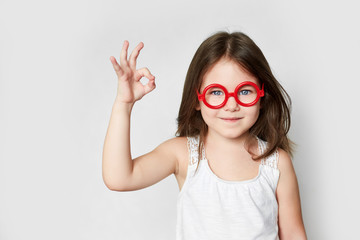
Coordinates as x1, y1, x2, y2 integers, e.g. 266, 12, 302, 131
220, 117, 243, 122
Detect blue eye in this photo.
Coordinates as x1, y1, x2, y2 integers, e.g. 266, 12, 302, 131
210, 90, 223, 96
239, 90, 250, 95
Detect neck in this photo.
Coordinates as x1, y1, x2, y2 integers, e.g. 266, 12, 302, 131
204, 131, 252, 149
204, 131, 259, 159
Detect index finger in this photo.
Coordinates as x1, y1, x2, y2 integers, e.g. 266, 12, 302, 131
129, 42, 144, 69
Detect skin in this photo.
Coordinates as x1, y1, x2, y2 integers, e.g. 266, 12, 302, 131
197, 58, 261, 155
103, 41, 307, 239
194, 58, 265, 182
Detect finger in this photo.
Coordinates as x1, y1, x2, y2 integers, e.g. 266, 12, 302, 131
144, 79, 156, 95
109, 56, 124, 75
120, 40, 129, 67
129, 42, 144, 69
135, 67, 155, 81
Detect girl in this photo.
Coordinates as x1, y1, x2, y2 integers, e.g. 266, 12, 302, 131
103, 31, 307, 240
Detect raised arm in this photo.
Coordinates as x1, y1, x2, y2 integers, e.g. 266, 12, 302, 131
102, 41, 178, 191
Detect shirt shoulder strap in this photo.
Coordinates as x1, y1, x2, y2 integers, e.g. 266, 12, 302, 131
257, 137, 279, 169
186, 135, 200, 166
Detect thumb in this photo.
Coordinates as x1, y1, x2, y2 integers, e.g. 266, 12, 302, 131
143, 78, 156, 95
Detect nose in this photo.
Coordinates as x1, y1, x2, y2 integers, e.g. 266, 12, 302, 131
224, 95, 240, 111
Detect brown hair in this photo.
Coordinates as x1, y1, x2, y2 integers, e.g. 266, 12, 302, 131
176, 31, 294, 172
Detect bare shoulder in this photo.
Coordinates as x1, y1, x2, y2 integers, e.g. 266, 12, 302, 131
157, 136, 187, 152
277, 148, 294, 175
161, 135, 187, 145
276, 148, 297, 192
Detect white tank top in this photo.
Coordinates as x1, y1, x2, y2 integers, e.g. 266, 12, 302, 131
176, 135, 280, 240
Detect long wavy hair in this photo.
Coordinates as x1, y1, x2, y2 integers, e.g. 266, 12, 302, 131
176, 31, 294, 173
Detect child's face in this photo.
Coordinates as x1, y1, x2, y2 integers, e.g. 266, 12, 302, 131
196, 58, 261, 140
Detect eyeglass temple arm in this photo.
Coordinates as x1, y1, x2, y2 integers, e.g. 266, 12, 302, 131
260, 83, 265, 97
196, 90, 204, 101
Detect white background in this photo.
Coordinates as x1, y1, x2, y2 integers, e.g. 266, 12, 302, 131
1, 0, 359, 239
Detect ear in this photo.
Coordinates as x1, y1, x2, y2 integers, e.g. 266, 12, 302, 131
258, 97, 263, 109
195, 101, 201, 111
195, 99, 201, 111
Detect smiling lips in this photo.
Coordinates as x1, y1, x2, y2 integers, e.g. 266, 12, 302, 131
220, 117, 243, 122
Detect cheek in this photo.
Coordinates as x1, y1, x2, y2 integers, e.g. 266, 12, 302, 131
200, 107, 217, 122
246, 106, 261, 122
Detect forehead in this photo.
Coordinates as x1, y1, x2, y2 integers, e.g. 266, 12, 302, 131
201, 58, 259, 89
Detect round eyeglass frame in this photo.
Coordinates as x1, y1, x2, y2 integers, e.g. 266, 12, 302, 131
197, 81, 265, 109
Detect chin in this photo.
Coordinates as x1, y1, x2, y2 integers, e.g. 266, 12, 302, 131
217, 129, 249, 140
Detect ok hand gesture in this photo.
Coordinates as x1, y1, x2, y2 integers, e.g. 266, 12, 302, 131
110, 41, 156, 104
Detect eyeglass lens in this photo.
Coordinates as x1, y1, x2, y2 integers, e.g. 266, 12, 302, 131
204, 84, 258, 107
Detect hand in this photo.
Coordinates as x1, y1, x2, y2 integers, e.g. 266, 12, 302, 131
110, 41, 156, 104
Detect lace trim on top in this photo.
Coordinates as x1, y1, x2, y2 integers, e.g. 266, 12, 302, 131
257, 137, 279, 169
188, 136, 279, 170
187, 136, 201, 166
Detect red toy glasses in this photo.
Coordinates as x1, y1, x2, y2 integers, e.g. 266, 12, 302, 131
197, 81, 265, 109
